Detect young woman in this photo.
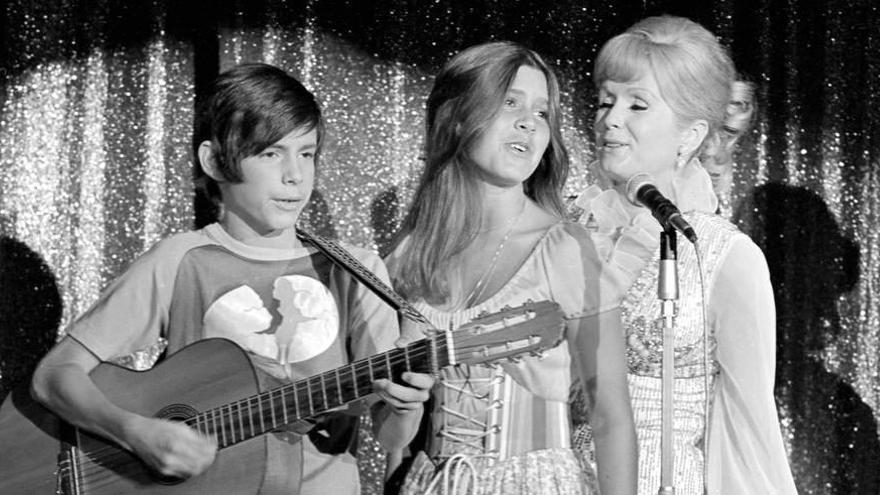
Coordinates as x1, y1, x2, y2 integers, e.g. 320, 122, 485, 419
386, 41, 637, 495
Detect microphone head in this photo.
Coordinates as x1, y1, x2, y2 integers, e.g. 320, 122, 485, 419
624, 173, 654, 206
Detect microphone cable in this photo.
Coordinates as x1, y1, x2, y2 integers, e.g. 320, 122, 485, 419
693, 241, 712, 494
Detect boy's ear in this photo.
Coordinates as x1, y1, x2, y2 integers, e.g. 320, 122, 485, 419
198, 140, 225, 182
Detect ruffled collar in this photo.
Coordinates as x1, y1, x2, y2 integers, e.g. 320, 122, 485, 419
575, 157, 718, 229
669, 158, 719, 214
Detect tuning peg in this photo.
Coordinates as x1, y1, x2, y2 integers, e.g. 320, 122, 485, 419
529, 350, 546, 359
507, 355, 522, 364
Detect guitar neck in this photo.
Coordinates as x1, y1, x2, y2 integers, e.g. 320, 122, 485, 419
186, 334, 447, 448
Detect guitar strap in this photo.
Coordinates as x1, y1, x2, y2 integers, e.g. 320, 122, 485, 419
295, 228, 433, 326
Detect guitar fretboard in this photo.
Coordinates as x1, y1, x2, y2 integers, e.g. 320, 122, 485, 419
186, 335, 446, 449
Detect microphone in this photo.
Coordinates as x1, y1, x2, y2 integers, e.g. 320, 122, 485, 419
625, 173, 698, 244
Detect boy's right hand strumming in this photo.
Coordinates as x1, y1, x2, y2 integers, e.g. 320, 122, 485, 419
122, 415, 218, 479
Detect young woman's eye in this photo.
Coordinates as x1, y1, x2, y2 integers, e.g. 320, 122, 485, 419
300, 152, 315, 160
535, 109, 549, 120
260, 150, 279, 159
631, 101, 648, 111
504, 97, 518, 107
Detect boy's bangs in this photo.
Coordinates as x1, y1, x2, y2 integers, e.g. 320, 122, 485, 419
243, 110, 320, 157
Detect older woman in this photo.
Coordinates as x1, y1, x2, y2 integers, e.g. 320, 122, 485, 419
570, 15, 797, 495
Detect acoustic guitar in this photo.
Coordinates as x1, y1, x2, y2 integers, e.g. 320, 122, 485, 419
0, 300, 564, 494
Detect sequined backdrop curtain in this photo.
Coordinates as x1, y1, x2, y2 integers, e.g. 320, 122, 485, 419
1, 1, 878, 493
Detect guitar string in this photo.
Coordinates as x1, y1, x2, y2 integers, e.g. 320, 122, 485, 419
65, 321, 547, 487
65, 342, 453, 489
66, 310, 556, 487
67, 340, 455, 486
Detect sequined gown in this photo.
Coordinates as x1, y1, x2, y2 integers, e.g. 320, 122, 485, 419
391, 222, 619, 495
570, 162, 797, 495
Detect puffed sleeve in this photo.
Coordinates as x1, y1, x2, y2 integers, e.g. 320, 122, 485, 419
496, 223, 614, 403
543, 222, 620, 319
706, 235, 797, 494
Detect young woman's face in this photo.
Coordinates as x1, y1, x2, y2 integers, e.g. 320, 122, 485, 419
470, 65, 551, 189
594, 71, 684, 187
219, 126, 317, 241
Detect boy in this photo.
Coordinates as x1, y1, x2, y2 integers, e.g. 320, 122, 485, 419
30, 63, 431, 494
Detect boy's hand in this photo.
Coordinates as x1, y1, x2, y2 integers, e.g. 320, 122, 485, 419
373, 320, 435, 413
123, 415, 218, 479
372, 372, 434, 414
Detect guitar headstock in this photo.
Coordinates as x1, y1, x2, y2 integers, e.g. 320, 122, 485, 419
443, 300, 565, 367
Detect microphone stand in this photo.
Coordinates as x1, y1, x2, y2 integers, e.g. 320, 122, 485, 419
657, 228, 679, 495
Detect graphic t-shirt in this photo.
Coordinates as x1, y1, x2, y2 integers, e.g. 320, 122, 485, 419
70, 223, 398, 494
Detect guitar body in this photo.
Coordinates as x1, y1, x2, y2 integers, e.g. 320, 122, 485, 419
0, 301, 566, 494
0, 339, 299, 495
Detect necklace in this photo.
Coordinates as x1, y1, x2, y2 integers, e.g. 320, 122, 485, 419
462, 197, 528, 308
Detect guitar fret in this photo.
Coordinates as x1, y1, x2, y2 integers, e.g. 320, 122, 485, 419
293, 382, 301, 420
350, 362, 359, 399
222, 404, 232, 445
218, 407, 228, 446
248, 396, 256, 437
335, 368, 343, 405
280, 388, 289, 425
306, 381, 315, 416
385, 351, 393, 381
320, 374, 329, 410
205, 408, 213, 438
404, 345, 411, 373
230, 403, 238, 444
257, 396, 266, 433
269, 391, 277, 430
237, 400, 246, 440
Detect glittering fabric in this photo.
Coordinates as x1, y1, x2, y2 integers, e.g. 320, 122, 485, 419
2, 2, 879, 494
613, 214, 734, 495
402, 447, 595, 495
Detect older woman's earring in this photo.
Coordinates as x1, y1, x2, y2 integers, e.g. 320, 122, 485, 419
675, 152, 687, 169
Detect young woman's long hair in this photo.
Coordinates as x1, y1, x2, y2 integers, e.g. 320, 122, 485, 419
390, 41, 569, 302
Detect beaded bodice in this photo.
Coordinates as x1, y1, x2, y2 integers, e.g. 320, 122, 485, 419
621, 212, 740, 379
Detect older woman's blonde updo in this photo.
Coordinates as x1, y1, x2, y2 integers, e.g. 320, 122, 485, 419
594, 15, 754, 165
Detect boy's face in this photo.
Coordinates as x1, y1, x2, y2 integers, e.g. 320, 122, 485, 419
219, 126, 317, 241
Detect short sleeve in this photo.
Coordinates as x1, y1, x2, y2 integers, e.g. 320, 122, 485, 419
68, 234, 203, 361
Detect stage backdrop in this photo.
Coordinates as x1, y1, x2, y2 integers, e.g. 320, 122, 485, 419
1, 1, 878, 493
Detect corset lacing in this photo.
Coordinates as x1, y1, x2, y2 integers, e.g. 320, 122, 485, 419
423, 366, 508, 494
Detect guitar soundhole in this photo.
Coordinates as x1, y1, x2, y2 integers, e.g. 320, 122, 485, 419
151, 403, 200, 485
155, 403, 198, 422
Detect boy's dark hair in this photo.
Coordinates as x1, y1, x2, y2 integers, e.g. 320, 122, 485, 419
192, 63, 325, 204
